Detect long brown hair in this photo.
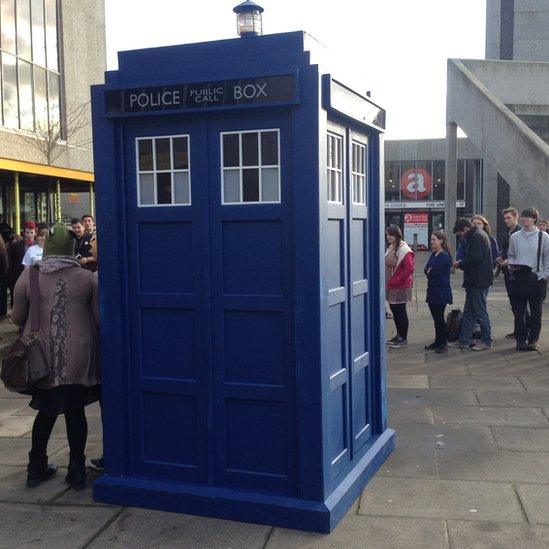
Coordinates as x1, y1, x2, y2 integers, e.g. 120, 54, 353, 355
471, 214, 492, 235
386, 225, 403, 250
432, 230, 452, 261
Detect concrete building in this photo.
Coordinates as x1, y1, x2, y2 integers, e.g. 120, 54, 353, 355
385, 0, 549, 245
0, 0, 105, 233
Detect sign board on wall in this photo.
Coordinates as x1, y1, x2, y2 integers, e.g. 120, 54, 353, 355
384, 201, 466, 209
400, 168, 432, 200
403, 212, 429, 250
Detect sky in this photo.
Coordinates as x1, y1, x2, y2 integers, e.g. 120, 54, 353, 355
104, 0, 486, 140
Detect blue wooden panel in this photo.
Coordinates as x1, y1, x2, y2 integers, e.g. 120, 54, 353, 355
142, 392, 198, 468
141, 308, 196, 380
329, 385, 348, 479
224, 311, 285, 386
326, 305, 344, 375
222, 221, 283, 295
226, 399, 287, 476
139, 222, 194, 294
326, 219, 343, 288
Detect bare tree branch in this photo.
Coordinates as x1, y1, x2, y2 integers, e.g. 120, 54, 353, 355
18, 100, 92, 166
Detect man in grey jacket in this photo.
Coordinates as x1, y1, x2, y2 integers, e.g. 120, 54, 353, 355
507, 207, 549, 351
449, 218, 494, 351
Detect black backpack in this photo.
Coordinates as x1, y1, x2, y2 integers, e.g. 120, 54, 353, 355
446, 309, 463, 342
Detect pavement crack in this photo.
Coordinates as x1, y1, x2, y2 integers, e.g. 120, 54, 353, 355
512, 484, 530, 524
80, 506, 125, 549
262, 527, 275, 549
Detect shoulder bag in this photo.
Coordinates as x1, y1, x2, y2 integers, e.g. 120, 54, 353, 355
1, 266, 50, 392
508, 232, 543, 297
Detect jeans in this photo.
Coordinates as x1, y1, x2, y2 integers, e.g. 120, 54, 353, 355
389, 303, 409, 339
428, 303, 447, 347
459, 287, 492, 345
509, 279, 545, 343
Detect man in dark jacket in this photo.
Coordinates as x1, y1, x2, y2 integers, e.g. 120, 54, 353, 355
448, 218, 493, 350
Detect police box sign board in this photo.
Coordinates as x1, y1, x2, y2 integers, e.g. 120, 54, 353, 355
105, 75, 296, 114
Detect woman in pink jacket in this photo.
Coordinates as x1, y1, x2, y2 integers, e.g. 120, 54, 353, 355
385, 226, 415, 348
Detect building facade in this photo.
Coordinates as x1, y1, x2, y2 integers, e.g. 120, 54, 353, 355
0, 0, 105, 232
384, 138, 482, 249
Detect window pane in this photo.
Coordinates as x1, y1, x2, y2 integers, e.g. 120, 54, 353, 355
45, 0, 58, 70
48, 71, 59, 130
16, 0, 32, 59
139, 174, 154, 205
2, 53, 19, 128
242, 168, 259, 201
155, 138, 170, 171
261, 131, 278, 165
156, 173, 172, 204
18, 60, 34, 130
242, 132, 259, 166
223, 170, 239, 203
33, 65, 47, 130
174, 172, 190, 204
172, 137, 188, 169
31, 0, 46, 65
385, 161, 400, 202
223, 134, 239, 167
433, 160, 445, 200
261, 167, 279, 202
1, 1, 16, 54
138, 139, 153, 171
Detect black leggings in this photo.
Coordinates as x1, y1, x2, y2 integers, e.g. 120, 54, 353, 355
429, 303, 447, 347
389, 303, 409, 339
30, 408, 88, 460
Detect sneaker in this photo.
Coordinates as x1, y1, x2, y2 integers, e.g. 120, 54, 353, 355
471, 342, 492, 351
90, 457, 104, 470
386, 336, 398, 345
516, 342, 530, 351
527, 341, 539, 351
447, 340, 470, 349
435, 345, 448, 353
389, 337, 408, 348
424, 343, 438, 351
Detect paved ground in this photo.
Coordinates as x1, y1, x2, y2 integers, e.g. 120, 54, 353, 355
0, 256, 548, 548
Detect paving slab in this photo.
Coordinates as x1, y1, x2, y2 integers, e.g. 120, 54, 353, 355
388, 362, 470, 376
0, 466, 70, 504
476, 390, 549, 408
378, 448, 438, 479
430, 376, 524, 390
519, 376, 549, 391
394, 423, 498, 451
49, 438, 103, 466
0, 414, 35, 437
468, 360, 549, 378
88, 507, 272, 548
447, 520, 549, 549
432, 406, 548, 426
0, 502, 119, 549
491, 426, 549, 452
53, 470, 117, 507
386, 375, 429, 389
0, 400, 29, 415
0, 437, 66, 466
388, 388, 478, 407
388, 405, 434, 426
359, 477, 524, 523
267, 516, 448, 549
437, 449, 549, 483
517, 484, 549, 525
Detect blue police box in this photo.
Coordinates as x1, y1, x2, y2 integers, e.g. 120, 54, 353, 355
91, 27, 394, 533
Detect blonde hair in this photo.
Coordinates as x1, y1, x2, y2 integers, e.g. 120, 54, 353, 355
471, 214, 492, 236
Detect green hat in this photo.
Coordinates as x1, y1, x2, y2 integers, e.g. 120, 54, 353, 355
43, 223, 76, 257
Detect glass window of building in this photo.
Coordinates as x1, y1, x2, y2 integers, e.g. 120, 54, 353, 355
0, 0, 61, 134
385, 161, 400, 202
432, 160, 445, 200
414, 161, 433, 201
457, 160, 465, 201
221, 130, 280, 204
136, 135, 191, 206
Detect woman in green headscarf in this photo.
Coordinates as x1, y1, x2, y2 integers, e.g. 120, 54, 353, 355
12, 223, 100, 491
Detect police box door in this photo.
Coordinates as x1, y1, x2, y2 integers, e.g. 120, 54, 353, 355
124, 113, 296, 495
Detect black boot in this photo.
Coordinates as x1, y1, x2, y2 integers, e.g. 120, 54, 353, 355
65, 454, 87, 491
26, 454, 58, 488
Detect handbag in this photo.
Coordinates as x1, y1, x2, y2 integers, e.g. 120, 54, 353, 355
1, 265, 50, 393
509, 232, 544, 296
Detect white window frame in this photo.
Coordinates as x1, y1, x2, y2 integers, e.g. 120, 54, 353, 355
351, 135, 368, 205
135, 134, 191, 207
221, 129, 281, 205
327, 130, 344, 204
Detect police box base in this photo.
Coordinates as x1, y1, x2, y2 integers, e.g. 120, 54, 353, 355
93, 429, 395, 533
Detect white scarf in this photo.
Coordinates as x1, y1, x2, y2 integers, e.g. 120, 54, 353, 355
385, 241, 413, 269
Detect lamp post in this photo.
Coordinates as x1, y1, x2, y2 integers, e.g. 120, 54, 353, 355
233, 0, 264, 37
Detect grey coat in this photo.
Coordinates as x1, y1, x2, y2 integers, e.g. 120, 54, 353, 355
12, 257, 100, 389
